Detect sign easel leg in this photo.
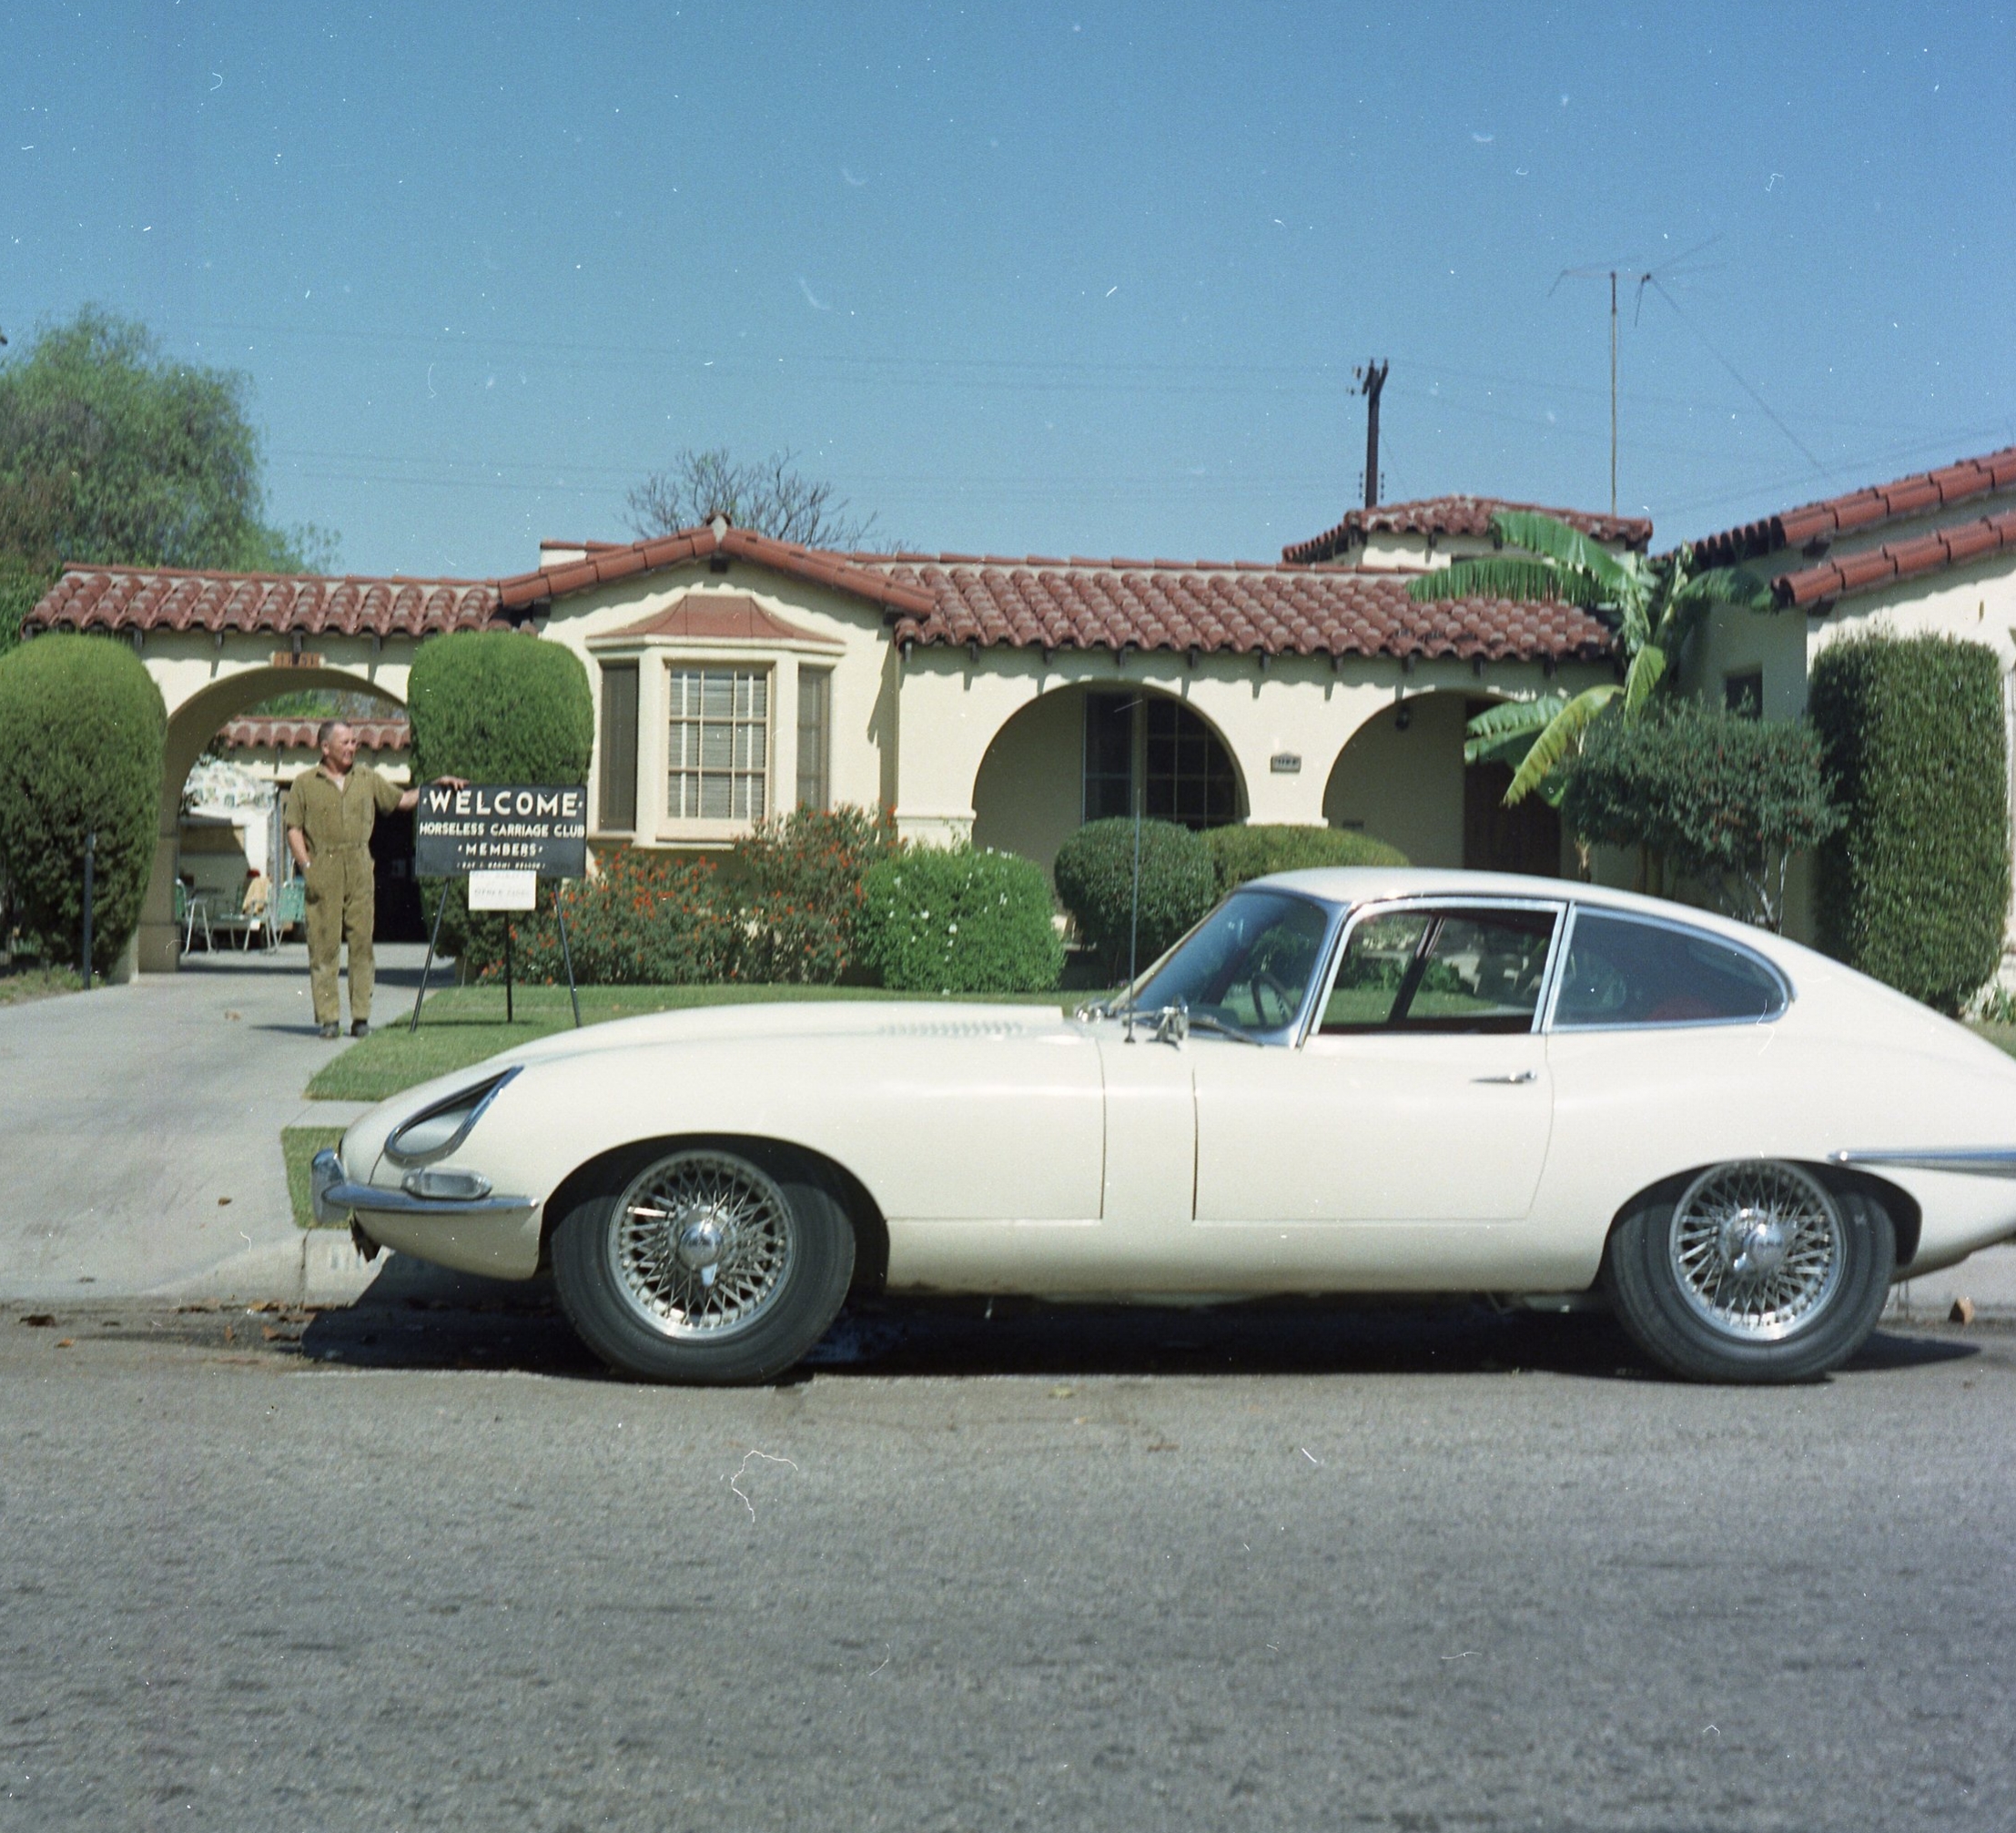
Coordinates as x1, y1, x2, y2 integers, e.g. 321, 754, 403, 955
410, 883, 449, 1035
556, 902, 583, 1028
504, 924, 514, 1025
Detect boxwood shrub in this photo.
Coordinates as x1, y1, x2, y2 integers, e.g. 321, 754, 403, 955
856, 847, 1064, 993
465, 846, 735, 986
406, 629, 595, 972
1204, 822, 1408, 896
1053, 816, 1217, 982
0, 633, 165, 974
1808, 633, 2010, 1012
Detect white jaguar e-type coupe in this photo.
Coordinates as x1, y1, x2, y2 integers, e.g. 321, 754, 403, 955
315, 869, 2016, 1385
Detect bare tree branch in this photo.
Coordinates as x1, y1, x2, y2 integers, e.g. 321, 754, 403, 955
625, 447, 887, 551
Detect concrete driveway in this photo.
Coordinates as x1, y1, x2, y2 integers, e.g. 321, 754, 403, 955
0, 941, 435, 1300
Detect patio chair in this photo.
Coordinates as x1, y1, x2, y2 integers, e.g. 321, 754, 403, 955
175, 880, 212, 954
267, 876, 306, 946
208, 879, 263, 951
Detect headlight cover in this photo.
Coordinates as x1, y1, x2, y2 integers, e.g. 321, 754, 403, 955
383, 1067, 522, 1166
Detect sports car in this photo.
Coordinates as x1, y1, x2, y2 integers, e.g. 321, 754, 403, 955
313, 868, 2016, 1384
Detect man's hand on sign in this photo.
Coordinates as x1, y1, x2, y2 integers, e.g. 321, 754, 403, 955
396, 774, 468, 815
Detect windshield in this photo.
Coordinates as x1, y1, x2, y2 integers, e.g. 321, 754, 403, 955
1123, 890, 1333, 1038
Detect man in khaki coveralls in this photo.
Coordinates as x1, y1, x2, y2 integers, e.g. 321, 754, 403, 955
284, 722, 461, 1038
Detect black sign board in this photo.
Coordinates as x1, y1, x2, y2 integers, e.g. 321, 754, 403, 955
414, 784, 589, 877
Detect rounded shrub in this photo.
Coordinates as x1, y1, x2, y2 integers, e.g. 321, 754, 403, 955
1204, 822, 1407, 897
1808, 633, 2010, 1013
733, 804, 900, 985
1053, 816, 1216, 982
856, 847, 1064, 994
406, 629, 595, 973
0, 632, 165, 973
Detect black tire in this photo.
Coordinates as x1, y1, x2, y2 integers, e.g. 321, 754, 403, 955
1603, 1160, 1894, 1384
551, 1141, 856, 1384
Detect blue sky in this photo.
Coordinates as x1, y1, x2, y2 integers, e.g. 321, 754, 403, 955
5, 1, 2011, 577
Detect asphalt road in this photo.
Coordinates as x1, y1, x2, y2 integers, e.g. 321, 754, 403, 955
2, 1293, 2010, 1833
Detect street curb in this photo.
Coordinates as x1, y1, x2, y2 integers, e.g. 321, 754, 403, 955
146, 1230, 381, 1306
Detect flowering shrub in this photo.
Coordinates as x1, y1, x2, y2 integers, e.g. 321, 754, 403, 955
463, 847, 736, 985
856, 847, 1063, 994
732, 804, 900, 984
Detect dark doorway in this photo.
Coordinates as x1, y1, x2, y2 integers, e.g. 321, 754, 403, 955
371, 809, 425, 941
1462, 703, 1563, 876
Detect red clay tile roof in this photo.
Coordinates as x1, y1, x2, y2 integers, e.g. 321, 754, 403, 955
25, 566, 503, 638
1770, 509, 2016, 611
1282, 497, 1654, 566
1692, 445, 2016, 568
856, 554, 1615, 663
496, 524, 936, 617
218, 717, 410, 752
597, 592, 837, 646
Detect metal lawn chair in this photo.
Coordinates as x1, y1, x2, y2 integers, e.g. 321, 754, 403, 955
175, 881, 212, 954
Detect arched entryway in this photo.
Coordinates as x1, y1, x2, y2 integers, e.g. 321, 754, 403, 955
1323, 691, 1565, 876
971, 683, 1246, 876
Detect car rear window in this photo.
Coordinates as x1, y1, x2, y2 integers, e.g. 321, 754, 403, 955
1552, 910, 1787, 1028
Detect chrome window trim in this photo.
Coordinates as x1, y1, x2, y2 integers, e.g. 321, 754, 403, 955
1297, 895, 1570, 1047
383, 1065, 524, 1167
1542, 905, 1794, 1034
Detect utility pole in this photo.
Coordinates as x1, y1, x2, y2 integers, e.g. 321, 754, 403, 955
1607, 271, 1617, 518
1358, 360, 1389, 510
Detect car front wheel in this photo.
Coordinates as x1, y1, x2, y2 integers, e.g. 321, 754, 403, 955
552, 1143, 855, 1384
1604, 1160, 1894, 1383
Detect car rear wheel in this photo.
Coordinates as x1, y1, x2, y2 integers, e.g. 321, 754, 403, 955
552, 1143, 855, 1384
1604, 1160, 1894, 1383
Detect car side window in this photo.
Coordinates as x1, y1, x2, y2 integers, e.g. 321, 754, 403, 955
1552, 910, 1787, 1028
1320, 906, 1559, 1035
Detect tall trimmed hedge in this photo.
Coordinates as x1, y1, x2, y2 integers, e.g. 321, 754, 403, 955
407, 629, 593, 785
0, 633, 165, 973
856, 847, 1064, 993
1204, 822, 1407, 896
405, 630, 594, 970
1808, 633, 2010, 1012
1054, 816, 1217, 981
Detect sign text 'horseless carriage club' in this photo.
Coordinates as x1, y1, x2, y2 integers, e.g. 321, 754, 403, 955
414, 785, 589, 879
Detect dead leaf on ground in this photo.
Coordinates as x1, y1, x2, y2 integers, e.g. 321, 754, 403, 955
55, 1338, 74, 1349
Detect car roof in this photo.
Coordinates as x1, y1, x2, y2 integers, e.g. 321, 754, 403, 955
1251, 867, 1783, 949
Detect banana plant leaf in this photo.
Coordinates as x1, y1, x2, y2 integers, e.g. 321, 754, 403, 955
1504, 683, 1619, 805
1406, 556, 1606, 607
1487, 510, 1633, 597
1621, 642, 1666, 716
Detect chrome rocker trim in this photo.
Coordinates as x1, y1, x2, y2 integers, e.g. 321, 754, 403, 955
310, 1148, 533, 1226
1829, 1147, 2016, 1179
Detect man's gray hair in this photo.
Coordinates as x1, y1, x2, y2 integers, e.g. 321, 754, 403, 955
317, 719, 351, 750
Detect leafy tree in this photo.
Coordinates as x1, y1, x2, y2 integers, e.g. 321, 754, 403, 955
0, 307, 333, 652
626, 446, 882, 550
1559, 704, 1840, 932
1408, 511, 1769, 806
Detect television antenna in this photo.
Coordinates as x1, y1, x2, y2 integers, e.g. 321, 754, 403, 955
1552, 238, 1723, 516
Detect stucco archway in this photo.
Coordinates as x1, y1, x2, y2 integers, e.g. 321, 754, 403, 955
1322, 689, 1565, 876
970, 681, 1247, 876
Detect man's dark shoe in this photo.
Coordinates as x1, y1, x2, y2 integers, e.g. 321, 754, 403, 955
350, 1019, 370, 1038
319, 1022, 340, 1040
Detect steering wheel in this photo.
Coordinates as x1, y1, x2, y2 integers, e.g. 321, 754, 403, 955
1250, 968, 1299, 1028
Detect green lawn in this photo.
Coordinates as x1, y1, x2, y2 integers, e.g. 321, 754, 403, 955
0, 962, 84, 1008
282, 1124, 350, 1228
307, 982, 1079, 1102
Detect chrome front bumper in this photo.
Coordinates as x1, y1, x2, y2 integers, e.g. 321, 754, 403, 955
309, 1148, 533, 1227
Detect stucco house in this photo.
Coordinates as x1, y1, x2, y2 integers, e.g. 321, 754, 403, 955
1679, 443, 2016, 942
17, 494, 1646, 970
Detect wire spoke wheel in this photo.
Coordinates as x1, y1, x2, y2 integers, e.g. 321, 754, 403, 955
1668, 1160, 1844, 1342
608, 1151, 795, 1341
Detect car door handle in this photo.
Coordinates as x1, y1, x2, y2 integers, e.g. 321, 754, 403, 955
1472, 1069, 1538, 1084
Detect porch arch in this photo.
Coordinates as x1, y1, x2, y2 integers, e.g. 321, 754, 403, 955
1322, 689, 1565, 876
970, 680, 1247, 876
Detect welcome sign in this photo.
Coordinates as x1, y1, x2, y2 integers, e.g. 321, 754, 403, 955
415, 784, 589, 878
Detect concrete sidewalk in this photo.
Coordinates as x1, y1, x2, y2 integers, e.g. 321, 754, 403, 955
0, 941, 438, 1301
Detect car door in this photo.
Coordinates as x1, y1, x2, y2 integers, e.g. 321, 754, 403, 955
1192, 899, 1565, 1226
